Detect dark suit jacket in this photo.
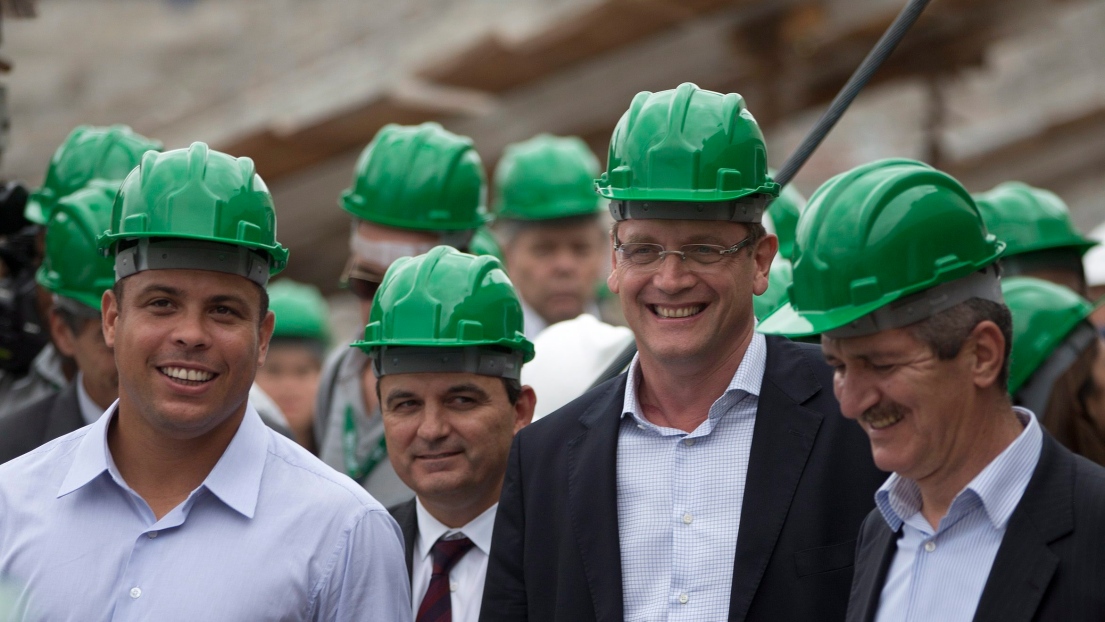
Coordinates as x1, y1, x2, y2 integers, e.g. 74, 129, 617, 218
848, 432, 1105, 622
481, 336, 887, 622
389, 498, 418, 583
0, 381, 81, 464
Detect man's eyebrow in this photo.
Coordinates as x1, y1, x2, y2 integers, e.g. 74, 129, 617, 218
445, 383, 491, 399
137, 284, 184, 298
385, 389, 418, 403
209, 294, 250, 308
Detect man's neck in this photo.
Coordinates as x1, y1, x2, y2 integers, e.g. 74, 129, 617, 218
419, 486, 500, 529
636, 328, 754, 433
916, 398, 1025, 530
107, 401, 245, 521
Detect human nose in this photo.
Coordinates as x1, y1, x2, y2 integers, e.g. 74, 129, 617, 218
171, 308, 210, 350
833, 368, 879, 421
415, 403, 451, 442
651, 251, 696, 292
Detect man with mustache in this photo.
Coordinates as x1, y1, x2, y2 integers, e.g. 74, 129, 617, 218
355, 246, 535, 622
0, 143, 410, 621
760, 158, 1105, 621
481, 83, 885, 622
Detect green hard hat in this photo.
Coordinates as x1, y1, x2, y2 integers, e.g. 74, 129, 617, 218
764, 183, 806, 260
1004, 276, 1096, 394
494, 134, 602, 221
753, 259, 793, 322
759, 159, 1005, 338
98, 142, 289, 286
340, 123, 490, 232
26, 125, 162, 225
975, 182, 1096, 259
268, 279, 331, 343
468, 227, 505, 263
35, 179, 120, 311
352, 246, 534, 379
597, 82, 779, 222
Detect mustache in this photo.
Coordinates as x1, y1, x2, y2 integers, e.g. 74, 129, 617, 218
861, 401, 906, 423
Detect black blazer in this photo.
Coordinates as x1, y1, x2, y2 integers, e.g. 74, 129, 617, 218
847, 432, 1105, 622
389, 498, 418, 583
0, 382, 82, 464
481, 336, 887, 622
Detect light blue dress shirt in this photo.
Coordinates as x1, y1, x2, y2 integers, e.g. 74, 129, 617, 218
0, 402, 412, 622
617, 332, 766, 622
874, 407, 1042, 622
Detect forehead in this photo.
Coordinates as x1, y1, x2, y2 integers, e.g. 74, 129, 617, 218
380, 371, 507, 399
122, 269, 261, 306
821, 327, 928, 360
617, 218, 750, 244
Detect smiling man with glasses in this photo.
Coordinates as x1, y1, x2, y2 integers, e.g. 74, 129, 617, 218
313, 122, 492, 507
481, 83, 885, 622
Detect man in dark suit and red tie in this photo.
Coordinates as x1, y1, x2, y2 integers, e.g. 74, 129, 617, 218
354, 246, 536, 622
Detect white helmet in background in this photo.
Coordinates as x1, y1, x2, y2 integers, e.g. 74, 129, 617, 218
1084, 221, 1105, 289
523, 314, 634, 421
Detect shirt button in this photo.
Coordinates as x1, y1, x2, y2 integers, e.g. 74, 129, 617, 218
449, 582, 458, 592
682, 513, 693, 525
147, 531, 158, 539
679, 593, 689, 604
637, 424, 645, 430
683, 438, 695, 447
130, 587, 142, 599
924, 541, 936, 552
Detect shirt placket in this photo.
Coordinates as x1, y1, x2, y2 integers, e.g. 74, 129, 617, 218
112, 493, 189, 622
669, 429, 707, 621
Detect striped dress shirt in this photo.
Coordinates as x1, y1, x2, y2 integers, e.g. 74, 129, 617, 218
874, 407, 1042, 622
617, 332, 766, 621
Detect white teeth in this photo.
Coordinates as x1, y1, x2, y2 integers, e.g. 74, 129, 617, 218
655, 305, 704, 319
161, 367, 213, 382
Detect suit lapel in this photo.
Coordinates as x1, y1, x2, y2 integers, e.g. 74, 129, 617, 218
728, 337, 825, 621
44, 383, 84, 440
567, 376, 627, 622
848, 517, 899, 622
389, 498, 419, 583
971, 434, 1071, 622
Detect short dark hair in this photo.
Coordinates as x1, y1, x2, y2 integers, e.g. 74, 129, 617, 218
906, 297, 1013, 392
52, 305, 97, 337
113, 277, 270, 322
496, 214, 604, 244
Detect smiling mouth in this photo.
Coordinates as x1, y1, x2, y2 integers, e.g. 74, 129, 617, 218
159, 366, 216, 385
650, 304, 705, 319
863, 409, 904, 430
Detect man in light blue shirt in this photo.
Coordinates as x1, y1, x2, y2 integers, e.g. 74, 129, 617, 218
0, 143, 411, 621
760, 158, 1105, 621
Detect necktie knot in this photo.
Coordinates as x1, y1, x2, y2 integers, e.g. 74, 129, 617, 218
430, 535, 474, 577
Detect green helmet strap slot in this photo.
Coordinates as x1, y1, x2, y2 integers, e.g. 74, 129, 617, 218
371, 345, 525, 380
607, 196, 769, 223
824, 265, 1003, 339
1015, 320, 1097, 416
115, 238, 271, 287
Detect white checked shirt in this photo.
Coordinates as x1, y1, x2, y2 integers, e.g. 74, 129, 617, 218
874, 407, 1042, 622
617, 332, 766, 621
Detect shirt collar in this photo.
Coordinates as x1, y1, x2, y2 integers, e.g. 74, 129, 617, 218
621, 331, 766, 423
876, 406, 1042, 532
415, 499, 498, 561
57, 401, 270, 520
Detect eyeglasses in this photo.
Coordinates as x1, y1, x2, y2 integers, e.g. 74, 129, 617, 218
614, 235, 754, 267
340, 259, 386, 301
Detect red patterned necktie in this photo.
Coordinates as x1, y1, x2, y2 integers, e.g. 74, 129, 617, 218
416, 535, 475, 622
